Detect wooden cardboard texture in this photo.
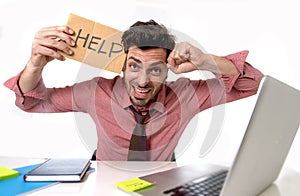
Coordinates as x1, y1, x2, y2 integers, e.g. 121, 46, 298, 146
63, 13, 126, 73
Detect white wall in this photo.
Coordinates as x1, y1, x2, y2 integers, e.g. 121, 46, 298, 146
1, 0, 299, 170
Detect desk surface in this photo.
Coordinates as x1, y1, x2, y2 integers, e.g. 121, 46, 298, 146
1, 156, 300, 196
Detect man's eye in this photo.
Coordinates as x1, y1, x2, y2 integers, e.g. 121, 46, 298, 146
130, 64, 139, 71
150, 68, 161, 75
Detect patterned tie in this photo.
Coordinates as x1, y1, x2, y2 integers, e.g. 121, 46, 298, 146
128, 106, 149, 161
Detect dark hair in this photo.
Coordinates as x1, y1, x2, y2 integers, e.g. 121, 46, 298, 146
122, 19, 176, 58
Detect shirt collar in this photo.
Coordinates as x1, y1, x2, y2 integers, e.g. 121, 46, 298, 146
113, 76, 166, 113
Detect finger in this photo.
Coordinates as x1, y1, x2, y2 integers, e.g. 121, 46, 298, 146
174, 50, 190, 62
173, 42, 191, 58
167, 56, 178, 73
167, 63, 179, 74
35, 37, 73, 56
167, 55, 176, 67
170, 55, 187, 66
174, 57, 185, 65
167, 55, 188, 73
170, 52, 189, 66
55, 26, 75, 46
33, 45, 66, 61
54, 33, 75, 47
39, 25, 74, 35
167, 62, 188, 74
37, 26, 75, 47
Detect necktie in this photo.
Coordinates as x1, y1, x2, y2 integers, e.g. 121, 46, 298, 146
128, 106, 149, 161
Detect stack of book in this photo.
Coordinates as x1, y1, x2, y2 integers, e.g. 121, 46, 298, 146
24, 158, 91, 182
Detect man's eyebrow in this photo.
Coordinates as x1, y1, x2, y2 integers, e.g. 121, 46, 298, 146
149, 61, 166, 67
128, 56, 142, 64
128, 56, 166, 67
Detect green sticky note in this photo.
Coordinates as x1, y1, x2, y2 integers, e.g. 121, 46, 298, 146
115, 178, 154, 192
0, 166, 19, 180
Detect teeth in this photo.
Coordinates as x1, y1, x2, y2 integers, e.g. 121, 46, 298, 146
136, 88, 150, 93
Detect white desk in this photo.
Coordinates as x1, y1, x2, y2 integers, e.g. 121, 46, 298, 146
1, 156, 300, 196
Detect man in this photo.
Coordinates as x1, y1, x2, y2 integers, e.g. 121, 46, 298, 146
4, 20, 264, 161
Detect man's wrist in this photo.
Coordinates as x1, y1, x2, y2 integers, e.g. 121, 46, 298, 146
25, 60, 44, 74
195, 53, 220, 74
202, 54, 238, 75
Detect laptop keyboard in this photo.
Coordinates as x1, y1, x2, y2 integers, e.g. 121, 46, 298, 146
163, 169, 228, 196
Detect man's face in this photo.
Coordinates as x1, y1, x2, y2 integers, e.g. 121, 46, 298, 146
123, 46, 168, 107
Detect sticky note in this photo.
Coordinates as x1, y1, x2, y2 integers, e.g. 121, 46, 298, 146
115, 178, 154, 192
0, 166, 19, 180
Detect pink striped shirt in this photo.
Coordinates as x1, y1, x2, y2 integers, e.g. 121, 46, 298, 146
4, 50, 264, 161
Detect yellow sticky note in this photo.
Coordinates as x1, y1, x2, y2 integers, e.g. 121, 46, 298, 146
0, 166, 19, 180
115, 178, 154, 192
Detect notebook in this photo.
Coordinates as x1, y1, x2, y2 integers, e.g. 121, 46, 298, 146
138, 75, 300, 196
24, 158, 91, 182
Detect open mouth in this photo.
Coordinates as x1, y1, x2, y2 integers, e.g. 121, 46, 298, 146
133, 87, 152, 99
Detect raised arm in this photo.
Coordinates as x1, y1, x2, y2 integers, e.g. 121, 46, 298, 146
167, 41, 239, 76
167, 41, 264, 112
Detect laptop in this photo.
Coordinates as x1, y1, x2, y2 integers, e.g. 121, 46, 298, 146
138, 75, 300, 196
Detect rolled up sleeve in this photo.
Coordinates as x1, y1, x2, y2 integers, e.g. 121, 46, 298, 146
3, 72, 73, 112
219, 50, 264, 101
189, 50, 264, 112
218, 50, 262, 91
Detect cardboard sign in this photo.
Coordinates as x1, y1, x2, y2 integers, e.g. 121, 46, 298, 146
63, 13, 126, 73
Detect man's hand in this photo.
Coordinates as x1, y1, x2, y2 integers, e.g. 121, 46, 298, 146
167, 42, 238, 75
19, 25, 75, 93
167, 42, 211, 74
29, 25, 75, 69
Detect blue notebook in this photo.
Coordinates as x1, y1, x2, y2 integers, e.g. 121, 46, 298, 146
0, 163, 57, 196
